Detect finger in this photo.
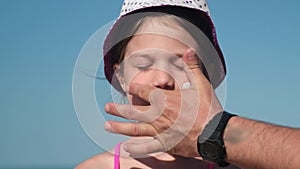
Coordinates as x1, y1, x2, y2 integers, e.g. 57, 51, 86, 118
182, 48, 211, 90
104, 121, 157, 137
123, 138, 164, 155
105, 103, 160, 122
128, 83, 157, 102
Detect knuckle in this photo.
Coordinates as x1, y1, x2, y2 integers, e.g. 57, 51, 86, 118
131, 124, 140, 136
152, 120, 168, 133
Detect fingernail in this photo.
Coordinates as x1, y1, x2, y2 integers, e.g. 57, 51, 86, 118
182, 82, 191, 89
104, 104, 110, 112
104, 122, 112, 131
187, 52, 195, 61
123, 144, 128, 152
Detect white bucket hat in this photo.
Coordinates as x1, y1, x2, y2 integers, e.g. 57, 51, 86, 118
103, 0, 226, 91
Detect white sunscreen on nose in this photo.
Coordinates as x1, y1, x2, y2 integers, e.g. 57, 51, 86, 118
182, 82, 191, 89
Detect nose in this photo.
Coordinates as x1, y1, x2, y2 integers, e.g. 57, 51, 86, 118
152, 70, 175, 90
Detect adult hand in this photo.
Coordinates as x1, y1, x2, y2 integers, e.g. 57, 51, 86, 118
104, 48, 223, 157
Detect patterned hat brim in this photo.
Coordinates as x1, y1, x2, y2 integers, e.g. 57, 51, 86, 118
103, 6, 226, 92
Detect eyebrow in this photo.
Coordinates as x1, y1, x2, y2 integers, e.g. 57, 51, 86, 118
169, 53, 183, 58
130, 52, 183, 59
129, 54, 154, 63
131, 53, 152, 59
175, 53, 183, 58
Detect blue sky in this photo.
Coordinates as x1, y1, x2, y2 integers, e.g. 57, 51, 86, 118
0, 0, 299, 168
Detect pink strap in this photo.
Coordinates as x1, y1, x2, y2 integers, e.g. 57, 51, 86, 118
113, 142, 214, 169
208, 163, 214, 169
114, 143, 121, 169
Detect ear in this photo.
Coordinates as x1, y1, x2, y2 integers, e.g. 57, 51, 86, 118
113, 64, 126, 92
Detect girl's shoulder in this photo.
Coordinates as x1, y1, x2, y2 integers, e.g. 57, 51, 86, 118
75, 146, 240, 169
75, 152, 114, 169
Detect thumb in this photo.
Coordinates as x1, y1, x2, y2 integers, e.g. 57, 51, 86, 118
182, 48, 207, 89
182, 48, 199, 69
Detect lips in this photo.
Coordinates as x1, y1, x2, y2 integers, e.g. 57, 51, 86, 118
132, 95, 151, 106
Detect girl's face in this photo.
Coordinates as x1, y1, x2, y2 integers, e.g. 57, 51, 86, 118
117, 33, 191, 105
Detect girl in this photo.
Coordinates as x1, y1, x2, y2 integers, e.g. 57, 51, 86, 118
76, 0, 238, 168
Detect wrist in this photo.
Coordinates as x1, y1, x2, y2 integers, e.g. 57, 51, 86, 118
223, 116, 254, 164
197, 111, 237, 167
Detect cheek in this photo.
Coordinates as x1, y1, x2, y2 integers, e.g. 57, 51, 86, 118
124, 72, 152, 105
125, 71, 152, 85
122, 66, 189, 88
121, 64, 150, 85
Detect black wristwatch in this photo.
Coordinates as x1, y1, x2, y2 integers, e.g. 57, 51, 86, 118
197, 111, 237, 167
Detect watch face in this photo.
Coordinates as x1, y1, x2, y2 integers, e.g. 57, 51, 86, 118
203, 142, 218, 156
198, 112, 235, 167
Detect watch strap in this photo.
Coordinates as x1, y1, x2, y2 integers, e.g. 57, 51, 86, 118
198, 111, 237, 167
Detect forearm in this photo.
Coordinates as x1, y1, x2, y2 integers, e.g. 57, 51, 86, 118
224, 116, 300, 169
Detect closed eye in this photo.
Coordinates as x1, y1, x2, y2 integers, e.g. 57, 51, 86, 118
136, 64, 152, 71
172, 58, 184, 71
131, 55, 153, 71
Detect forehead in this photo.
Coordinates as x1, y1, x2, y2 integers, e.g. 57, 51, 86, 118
124, 15, 198, 57
125, 34, 188, 57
